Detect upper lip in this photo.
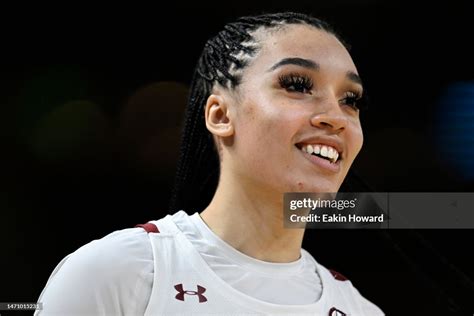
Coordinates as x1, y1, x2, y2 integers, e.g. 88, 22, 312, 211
295, 136, 344, 158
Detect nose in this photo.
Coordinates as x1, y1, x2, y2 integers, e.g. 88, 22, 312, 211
310, 98, 348, 132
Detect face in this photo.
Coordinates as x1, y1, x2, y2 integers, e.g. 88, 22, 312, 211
224, 24, 364, 194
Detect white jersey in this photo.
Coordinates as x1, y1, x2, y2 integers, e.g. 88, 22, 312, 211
143, 214, 383, 315
35, 212, 383, 315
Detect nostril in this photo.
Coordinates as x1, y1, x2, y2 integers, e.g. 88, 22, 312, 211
312, 121, 334, 129
311, 115, 347, 131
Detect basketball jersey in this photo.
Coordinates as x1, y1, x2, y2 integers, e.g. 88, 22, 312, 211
140, 214, 384, 315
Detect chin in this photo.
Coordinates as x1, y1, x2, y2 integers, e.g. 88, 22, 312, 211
286, 178, 342, 193
309, 185, 340, 193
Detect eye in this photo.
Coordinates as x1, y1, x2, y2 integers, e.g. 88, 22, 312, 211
340, 91, 364, 111
279, 73, 313, 94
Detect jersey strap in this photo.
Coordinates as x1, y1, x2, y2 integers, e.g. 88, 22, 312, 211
135, 222, 160, 233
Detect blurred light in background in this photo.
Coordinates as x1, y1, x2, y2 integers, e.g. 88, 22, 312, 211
29, 100, 109, 163
117, 81, 188, 174
16, 66, 90, 141
435, 81, 474, 180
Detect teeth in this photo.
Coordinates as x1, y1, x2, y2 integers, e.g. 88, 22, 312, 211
299, 143, 339, 163
328, 148, 335, 160
314, 145, 321, 155
320, 146, 328, 157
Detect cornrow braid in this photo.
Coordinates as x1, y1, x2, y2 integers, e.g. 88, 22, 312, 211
169, 12, 341, 213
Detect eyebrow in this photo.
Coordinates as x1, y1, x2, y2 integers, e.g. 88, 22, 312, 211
268, 57, 319, 72
268, 57, 364, 89
346, 71, 363, 87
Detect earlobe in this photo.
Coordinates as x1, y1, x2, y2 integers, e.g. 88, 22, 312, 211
205, 94, 234, 137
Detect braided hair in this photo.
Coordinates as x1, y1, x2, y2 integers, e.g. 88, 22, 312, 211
169, 12, 342, 213
167, 12, 474, 313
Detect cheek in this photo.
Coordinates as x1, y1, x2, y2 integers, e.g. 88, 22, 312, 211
234, 101, 302, 171
237, 102, 298, 148
347, 122, 364, 161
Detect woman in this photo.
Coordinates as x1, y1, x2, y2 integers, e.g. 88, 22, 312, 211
36, 12, 383, 315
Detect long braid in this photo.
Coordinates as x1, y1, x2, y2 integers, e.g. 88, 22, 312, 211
169, 12, 339, 213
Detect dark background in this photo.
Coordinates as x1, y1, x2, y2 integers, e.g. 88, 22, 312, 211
1, 2, 474, 315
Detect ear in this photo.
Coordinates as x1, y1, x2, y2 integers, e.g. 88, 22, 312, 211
205, 94, 234, 137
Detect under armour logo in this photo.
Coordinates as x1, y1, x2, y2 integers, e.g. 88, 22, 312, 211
329, 307, 347, 316
174, 283, 208, 303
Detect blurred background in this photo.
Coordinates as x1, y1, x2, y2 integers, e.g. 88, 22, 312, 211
1, 2, 473, 315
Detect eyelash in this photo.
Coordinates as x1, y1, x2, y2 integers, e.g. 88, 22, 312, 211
278, 73, 313, 94
340, 91, 363, 111
278, 73, 364, 111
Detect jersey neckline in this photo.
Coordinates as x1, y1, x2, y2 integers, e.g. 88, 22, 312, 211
186, 211, 309, 277
154, 213, 333, 314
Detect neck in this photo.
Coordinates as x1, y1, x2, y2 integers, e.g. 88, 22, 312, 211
200, 172, 305, 263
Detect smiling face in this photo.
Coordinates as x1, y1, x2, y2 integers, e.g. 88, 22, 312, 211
211, 24, 364, 194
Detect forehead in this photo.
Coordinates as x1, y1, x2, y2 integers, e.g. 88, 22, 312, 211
247, 24, 357, 74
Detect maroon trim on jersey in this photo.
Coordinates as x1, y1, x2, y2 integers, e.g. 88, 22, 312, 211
329, 269, 349, 281
328, 307, 347, 315
135, 223, 160, 233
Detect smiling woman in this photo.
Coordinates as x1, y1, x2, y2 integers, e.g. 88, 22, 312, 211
35, 12, 383, 315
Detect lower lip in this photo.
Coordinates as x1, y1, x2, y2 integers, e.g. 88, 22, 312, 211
297, 147, 341, 173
